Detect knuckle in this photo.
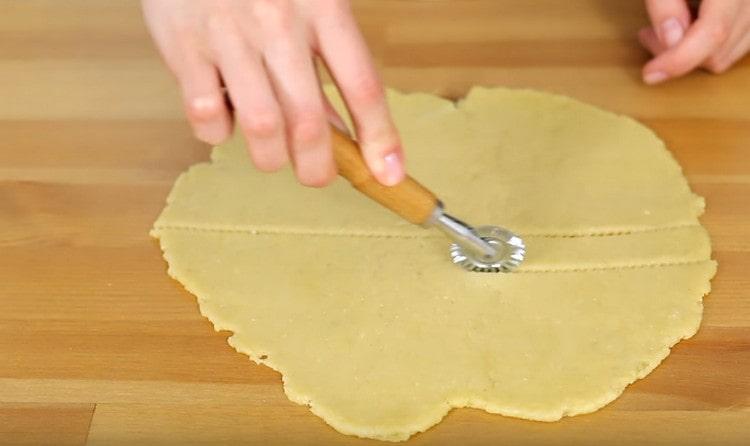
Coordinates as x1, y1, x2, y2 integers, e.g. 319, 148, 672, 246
350, 77, 385, 107
172, 20, 197, 44
206, 7, 232, 35
705, 57, 729, 74
662, 54, 696, 76
205, 0, 244, 36
250, 149, 287, 172
291, 114, 327, 145
243, 112, 282, 138
186, 94, 225, 122
206, 14, 224, 34
708, 19, 730, 45
253, 0, 293, 32
321, 0, 350, 12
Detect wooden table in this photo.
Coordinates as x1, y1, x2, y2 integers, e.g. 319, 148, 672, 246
1, 1, 748, 445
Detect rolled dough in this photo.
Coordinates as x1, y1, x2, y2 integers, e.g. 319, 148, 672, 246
152, 87, 716, 441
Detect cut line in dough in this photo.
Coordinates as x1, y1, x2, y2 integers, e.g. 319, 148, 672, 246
152, 222, 703, 239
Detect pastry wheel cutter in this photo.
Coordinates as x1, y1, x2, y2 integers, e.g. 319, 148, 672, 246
331, 127, 525, 273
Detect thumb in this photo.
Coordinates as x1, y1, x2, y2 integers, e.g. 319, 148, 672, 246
644, 0, 692, 48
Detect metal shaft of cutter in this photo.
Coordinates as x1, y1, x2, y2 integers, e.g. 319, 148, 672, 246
425, 207, 498, 261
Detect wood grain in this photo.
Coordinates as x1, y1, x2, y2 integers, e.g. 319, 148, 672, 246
0, 0, 748, 445
0, 404, 94, 446
85, 405, 750, 446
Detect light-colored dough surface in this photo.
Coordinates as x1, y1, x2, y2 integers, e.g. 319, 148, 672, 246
152, 87, 716, 442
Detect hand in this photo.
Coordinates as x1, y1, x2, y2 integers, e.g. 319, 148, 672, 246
639, 0, 750, 84
142, 0, 405, 187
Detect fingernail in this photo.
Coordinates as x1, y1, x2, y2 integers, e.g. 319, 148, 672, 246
660, 17, 684, 47
644, 71, 668, 85
381, 150, 405, 186
190, 95, 223, 120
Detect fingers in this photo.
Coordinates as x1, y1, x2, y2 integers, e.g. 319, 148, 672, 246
213, 28, 289, 173
312, 59, 350, 134
141, 1, 232, 146
314, 3, 405, 186
725, 31, 750, 67
178, 58, 233, 146
144, 0, 402, 188
702, 5, 750, 73
644, 0, 692, 48
638, 26, 665, 56
708, 29, 750, 73
262, 29, 336, 187
643, 5, 732, 84
322, 93, 349, 135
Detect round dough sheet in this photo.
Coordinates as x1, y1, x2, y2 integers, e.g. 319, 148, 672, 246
152, 87, 716, 442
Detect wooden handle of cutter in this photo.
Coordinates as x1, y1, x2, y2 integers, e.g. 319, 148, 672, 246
331, 126, 438, 225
